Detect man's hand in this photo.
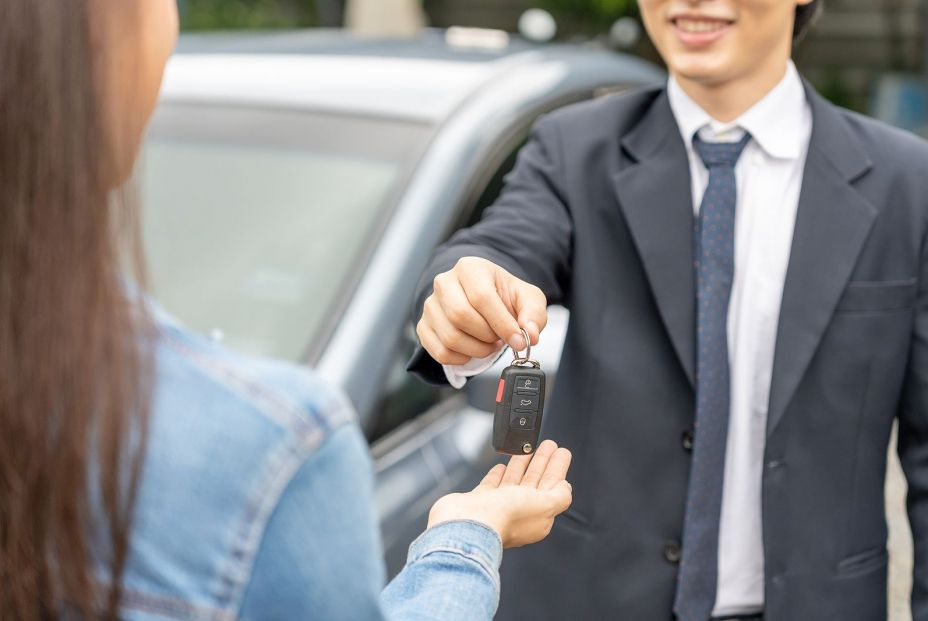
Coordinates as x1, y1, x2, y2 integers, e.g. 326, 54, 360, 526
427, 440, 573, 548
417, 257, 548, 365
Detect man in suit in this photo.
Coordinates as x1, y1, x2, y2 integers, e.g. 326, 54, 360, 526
408, 0, 928, 619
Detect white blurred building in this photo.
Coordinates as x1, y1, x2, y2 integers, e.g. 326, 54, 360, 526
345, 0, 426, 37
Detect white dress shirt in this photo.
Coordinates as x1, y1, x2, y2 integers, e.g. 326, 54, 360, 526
443, 61, 812, 617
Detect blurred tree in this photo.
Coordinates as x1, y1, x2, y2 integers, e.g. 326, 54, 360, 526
316, 0, 345, 27
923, 0, 928, 83
882, 0, 907, 71
539, 0, 636, 33
180, 0, 319, 29
817, 68, 857, 111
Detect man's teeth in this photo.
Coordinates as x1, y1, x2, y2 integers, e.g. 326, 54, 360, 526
675, 19, 729, 33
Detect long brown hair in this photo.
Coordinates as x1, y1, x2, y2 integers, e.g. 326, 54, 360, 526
0, 0, 150, 618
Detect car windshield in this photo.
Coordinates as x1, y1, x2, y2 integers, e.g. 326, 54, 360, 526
141, 103, 433, 362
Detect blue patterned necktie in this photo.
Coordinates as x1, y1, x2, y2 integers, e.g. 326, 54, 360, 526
673, 131, 752, 621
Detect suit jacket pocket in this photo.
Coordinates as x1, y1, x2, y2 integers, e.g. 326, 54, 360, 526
834, 279, 916, 314
836, 546, 888, 577
831, 547, 888, 620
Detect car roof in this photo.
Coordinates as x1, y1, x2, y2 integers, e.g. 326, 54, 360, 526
161, 29, 661, 123
175, 27, 539, 60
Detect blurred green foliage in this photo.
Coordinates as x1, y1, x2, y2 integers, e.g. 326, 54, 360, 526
816, 69, 861, 112
539, 0, 637, 32
180, 0, 638, 33
180, 0, 317, 30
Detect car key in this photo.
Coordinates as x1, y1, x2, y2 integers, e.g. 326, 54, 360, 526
493, 328, 546, 455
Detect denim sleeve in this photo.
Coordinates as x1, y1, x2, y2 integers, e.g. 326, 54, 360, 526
238, 423, 503, 621
380, 520, 502, 621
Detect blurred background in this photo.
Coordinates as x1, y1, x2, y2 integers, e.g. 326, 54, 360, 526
146, 2, 927, 619
175, 0, 928, 133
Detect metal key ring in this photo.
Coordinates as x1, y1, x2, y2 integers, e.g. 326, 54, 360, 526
512, 327, 532, 364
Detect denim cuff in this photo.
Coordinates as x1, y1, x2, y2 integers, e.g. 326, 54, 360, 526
408, 520, 504, 581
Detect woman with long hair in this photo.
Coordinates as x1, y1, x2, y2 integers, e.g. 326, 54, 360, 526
0, 1, 574, 619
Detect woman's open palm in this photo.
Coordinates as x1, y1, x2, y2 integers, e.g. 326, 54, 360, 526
428, 440, 573, 548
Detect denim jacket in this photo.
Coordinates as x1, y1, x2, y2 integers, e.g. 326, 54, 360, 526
106, 310, 503, 620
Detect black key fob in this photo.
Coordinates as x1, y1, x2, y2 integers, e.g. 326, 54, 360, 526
493, 330, 545, 455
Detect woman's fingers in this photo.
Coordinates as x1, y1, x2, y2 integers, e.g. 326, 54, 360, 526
502, 440, 561, 486
538, 447, 572, 491
500, 453, 533, 485
429, 443, 572, 548
519, 440, 558, 488
546, 480, 573, 514
476, 463, 506, 490
498, 481, 574, 549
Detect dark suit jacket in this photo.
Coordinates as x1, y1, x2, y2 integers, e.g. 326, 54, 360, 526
408, 81, 928, 620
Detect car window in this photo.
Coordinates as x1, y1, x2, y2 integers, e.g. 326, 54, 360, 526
141, 104, 433, 362
465, 142, 523, 228
368, 135, 528, 442
368, 324, 455, 442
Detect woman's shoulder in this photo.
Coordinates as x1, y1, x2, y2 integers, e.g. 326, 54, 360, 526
150, 304, 356, 440
119, 305, 368, 620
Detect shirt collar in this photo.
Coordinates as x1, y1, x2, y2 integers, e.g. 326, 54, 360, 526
667, 61, 809, 160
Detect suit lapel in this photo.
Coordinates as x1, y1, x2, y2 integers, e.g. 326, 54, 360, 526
766, 85, 877, 435
607, 85, 876, 414
612, 91, 696, 387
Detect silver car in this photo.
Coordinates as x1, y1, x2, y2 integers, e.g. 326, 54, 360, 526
141, 28, 662, 573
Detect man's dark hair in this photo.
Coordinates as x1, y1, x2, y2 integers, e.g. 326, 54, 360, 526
794, 0, 823, 42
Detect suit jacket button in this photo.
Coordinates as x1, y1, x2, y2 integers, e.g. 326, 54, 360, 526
681, 430, 694, 452
664, 540, 682, 564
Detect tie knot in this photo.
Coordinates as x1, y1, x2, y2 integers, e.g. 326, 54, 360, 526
693, 132, 752, 169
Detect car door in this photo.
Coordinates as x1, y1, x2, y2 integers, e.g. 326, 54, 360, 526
370, 108, 575, 574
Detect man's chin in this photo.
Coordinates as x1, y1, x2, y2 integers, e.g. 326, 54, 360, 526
670, 59, 736, 89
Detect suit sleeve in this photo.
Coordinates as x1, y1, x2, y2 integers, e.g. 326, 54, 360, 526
407, 115, 574, 384
897, 234, 928, 620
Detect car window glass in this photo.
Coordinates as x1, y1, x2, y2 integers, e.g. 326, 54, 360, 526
465, 142, 524, 228
369, 139, 528, 441
141, 104, 433, 362
368, 324, 454, 442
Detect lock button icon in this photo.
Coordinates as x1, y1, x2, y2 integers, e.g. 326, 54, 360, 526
510, 410, 537, 430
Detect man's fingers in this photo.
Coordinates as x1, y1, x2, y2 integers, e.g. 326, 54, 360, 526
512, 283, 548, 346
476, 463, 506, 490
416, 321, 470, 365
519, 440, 558, 488
457, 269, 523, 351
538, 447, 573, 491
426, 298, 504, 359
426, 305, 502, 359
434, 276, 500, 344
